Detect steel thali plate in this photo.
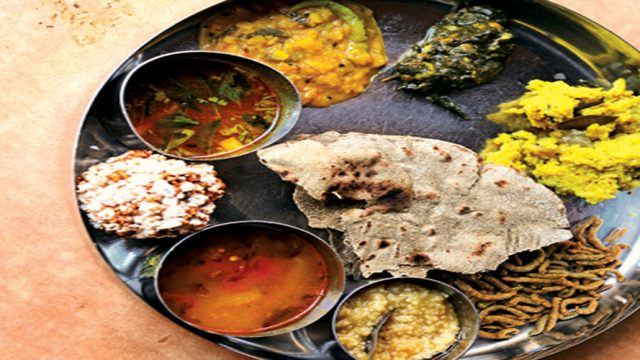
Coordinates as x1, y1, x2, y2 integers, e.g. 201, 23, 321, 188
73, 0, 640, 358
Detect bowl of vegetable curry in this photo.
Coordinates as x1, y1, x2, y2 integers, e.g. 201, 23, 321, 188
120, 51, 301, 160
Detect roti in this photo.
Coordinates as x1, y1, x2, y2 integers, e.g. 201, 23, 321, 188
258, 132, 571, 277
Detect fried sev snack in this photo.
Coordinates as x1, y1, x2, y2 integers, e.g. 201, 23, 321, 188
452, 216, 628, 339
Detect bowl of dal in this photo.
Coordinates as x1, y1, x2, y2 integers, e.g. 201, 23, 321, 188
119, 51, 301, 161
332, 277, 479, 360
154, 221, 345, 337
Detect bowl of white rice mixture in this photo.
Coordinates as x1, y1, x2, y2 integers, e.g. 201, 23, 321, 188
332, 277, 478, 360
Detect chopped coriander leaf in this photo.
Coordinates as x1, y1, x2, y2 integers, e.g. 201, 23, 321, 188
220, 124, 251, 142
207, 96, 229, 106
154, 91, 168, 102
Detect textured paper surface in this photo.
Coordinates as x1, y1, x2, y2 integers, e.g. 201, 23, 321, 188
1, 1, 639, 359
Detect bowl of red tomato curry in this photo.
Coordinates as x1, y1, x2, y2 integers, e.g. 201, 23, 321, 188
120, 51, 301, 160
155, 221, 345, 337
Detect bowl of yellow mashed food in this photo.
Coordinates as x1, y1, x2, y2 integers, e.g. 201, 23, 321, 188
199, 0, 388, 107
482, 78, 640, 204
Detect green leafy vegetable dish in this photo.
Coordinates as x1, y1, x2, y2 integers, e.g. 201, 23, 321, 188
388, 5, 516, 118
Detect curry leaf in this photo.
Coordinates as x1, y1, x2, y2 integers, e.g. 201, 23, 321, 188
201, 119, 222, 152
165, 129, 195, 151
247, 28, 288, 38
171, 114, 200, 125
208, 119, 222, 133
243, 114, 270, 128
160, 114, 200, 129
217, 71, 249, 103
166, 78, 202, 111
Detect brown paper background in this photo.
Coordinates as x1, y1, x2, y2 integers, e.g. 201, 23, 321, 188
2, 1, 638, 359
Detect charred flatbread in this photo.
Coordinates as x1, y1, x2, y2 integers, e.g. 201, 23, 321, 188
258, 132, 571, 277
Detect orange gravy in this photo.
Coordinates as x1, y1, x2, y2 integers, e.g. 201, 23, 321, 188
125, 62, 279, 158
158, 226, 329, 334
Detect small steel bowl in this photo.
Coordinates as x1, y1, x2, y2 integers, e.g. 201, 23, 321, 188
118, 51, 301, 161
154, 221, 345, 338
331, 277, 479, 360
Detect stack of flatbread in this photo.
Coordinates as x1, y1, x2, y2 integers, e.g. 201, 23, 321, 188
258, 132, 571, 277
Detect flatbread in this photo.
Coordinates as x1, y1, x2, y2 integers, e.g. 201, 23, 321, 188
257, 133, 413, 204
258, 132, 571, 277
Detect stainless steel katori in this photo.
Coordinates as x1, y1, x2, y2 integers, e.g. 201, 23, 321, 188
331, 277, 480, 360
154, 221, 346, 338
111, 51, 302, 161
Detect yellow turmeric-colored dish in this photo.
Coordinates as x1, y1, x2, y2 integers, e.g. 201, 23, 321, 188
486, 78, 639, 131
482, 78, 640, 204
199, 0, 387, 107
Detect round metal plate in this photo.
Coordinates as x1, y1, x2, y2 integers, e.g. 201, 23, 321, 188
73, 1, 640, 359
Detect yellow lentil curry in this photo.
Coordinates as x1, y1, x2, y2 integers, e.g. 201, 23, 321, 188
199, 0, 387, 107
335, 283, 460, 360
482, 78, 640, 204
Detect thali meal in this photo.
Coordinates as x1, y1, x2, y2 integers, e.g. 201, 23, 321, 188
157, 224, 330, 335
76, 150, 225, 239
257, 131, 572, 278
124, 60, 280, 158
482, 78, 640, 203
75, 0, 640, 356
199, 0, 387, 107
387, 5, 516, 118
335, 282, 460, 360
453, 216, 628, 339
